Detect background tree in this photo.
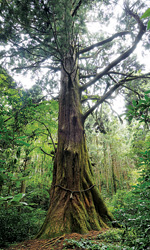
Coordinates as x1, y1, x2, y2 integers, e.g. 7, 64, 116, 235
110, 91, 150, 249
0, 0, 150, 238
0, 70, 58, 246
85, 106, 136, 197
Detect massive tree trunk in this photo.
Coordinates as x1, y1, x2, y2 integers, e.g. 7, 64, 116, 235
37, 49, 113, 239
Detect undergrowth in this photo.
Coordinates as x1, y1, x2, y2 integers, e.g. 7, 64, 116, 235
0, 207, 46, 247
63, 230, 132, 250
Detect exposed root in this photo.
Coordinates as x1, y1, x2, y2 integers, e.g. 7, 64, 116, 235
40, 235, 65, 248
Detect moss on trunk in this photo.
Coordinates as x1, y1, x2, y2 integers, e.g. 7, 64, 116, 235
36, 49, 113, 239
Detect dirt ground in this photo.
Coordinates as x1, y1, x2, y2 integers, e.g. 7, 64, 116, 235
4, 230, 108, 250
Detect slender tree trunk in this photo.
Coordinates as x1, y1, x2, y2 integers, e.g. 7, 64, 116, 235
110, 144, 117, 194
20, 158, 27, 196
18, 156, 28, 212
103, 142, 109, 194
37, 49, 113, 239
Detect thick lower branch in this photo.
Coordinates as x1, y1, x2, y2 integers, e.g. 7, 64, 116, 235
79, 31, 131, 54
81, 95, 101, 103
83, 79, 127, 120
83, 72, 150, 120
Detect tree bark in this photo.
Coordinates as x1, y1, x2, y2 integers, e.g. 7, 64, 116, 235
110, 144, 117, 194
36, 49, 113, 239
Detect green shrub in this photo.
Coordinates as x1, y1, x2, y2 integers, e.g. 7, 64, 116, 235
97, 229, 124, 243
63, 237, 131, 250
0, 207, 46, 247
111, 171, 150, 249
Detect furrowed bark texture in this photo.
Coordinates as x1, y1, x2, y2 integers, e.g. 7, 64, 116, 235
36, 51, 113, 239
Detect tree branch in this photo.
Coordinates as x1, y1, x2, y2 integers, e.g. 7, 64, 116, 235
122, 85, 143, 99
71, 0, 83, 17
80, 10, 146, 92
83, 71, 150, 120
80, 74, 96, 79
105, 100, 123, 124
40, 147, 54, 157
12, 58, 48, 71
12, 64, 60, 72
34, 119, 56, 152
81, 95, 101, 103
105, 71, 131, 77
79, 31, 131, 54
83, 73, 133, 120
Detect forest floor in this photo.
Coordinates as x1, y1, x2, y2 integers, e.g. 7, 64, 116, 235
4, 230, 112, 250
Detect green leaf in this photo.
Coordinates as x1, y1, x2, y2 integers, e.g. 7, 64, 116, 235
0, 195, 13, 201
14, 140, 30, 147
16, 181, 21, 188
145, 90, 150, 94
0, 195, 13, 204
147, 20, 150, 30
0, 159, 5, 163
141, 8, 150, 19
19, 201, 28, 205
127, 105, 134, 110
18, 176, 31, 181
145, 95, 150, 102
11, 193, 25, 203
132, 100, 137, 107
138, 100, 146, 105
17, 136, 27, 139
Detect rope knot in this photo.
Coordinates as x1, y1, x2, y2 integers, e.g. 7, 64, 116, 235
53, 184, 96, 200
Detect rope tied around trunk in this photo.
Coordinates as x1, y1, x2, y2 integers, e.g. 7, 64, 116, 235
53, 184, 96, 199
